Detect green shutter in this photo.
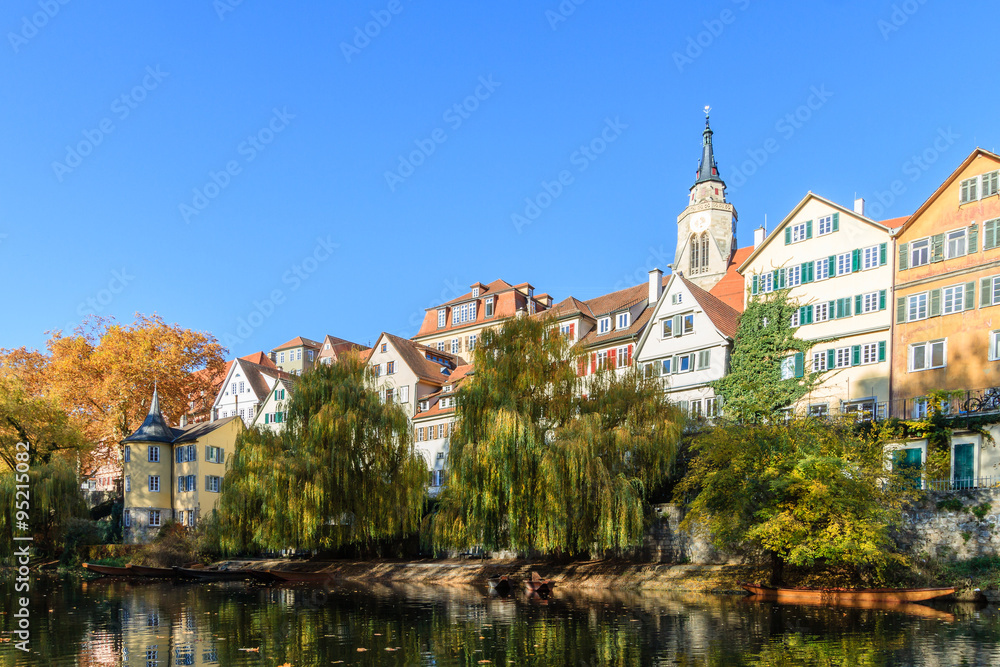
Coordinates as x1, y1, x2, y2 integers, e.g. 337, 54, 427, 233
806, 304, 814, 324
855, 294, 862, 314
851, 345, 861, 366
674, 314, 682, 335
985, 219, 998, 250
807, 260, 815, 282
779, 268, 787, 288
829, 300, 836, 319
794, 352, 804, 378
931, 233, 944, 262
835, 299, 843, 319
801, 261, 812, 283
845, 297, 852, 317
785, 227, 792, 245
896, 296, 906, 323
752, 274, 759, 295
805, 219, 813, 239
828, 256, 836, 276
878, 341, 886, 362
879, 289, 887, 310
898, 242, 909, 270
965, 281, 975, 311
981, 276, 993, 307
969, 224, 979, 253
929, 288, 941, 317
832, 212, 839, 231
879, 242, 887, 266
827, 349, 835, 369
852, 249, 861, 272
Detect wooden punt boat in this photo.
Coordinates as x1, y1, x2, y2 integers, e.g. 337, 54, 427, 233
82, 563, 133, 577
524, 571, 554, 594
125, 564, 178, 578
487, 575, 512, 594
738, 595, 956, 621
267, 570, 333, 583
739, 581, 955, 604
173, 566, 256, 581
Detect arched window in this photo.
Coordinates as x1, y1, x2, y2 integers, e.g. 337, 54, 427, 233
689, 234, 700, 274
700, 232, 709, 273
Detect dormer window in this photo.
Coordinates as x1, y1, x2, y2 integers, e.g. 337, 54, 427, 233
437, 309, 447, 328
419, 400, 429, 412
472, 287, 480, 298
598, 317, 611, 334
616, 312, 630, 329
485, 297, 494, 318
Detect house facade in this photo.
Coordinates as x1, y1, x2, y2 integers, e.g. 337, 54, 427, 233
270, 336, 322, 375
739, 194, 901, 419
212, 358, 293, 426
249, 377, 295, 433
316, 334, 367, 366
122, 390, 242, 543
411, 365, 472, 493
413, 280, 552, 355
368, 332, 466, 421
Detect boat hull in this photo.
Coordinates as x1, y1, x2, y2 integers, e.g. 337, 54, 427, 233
739, 582, 955, 604
173, 566, 255, 581
125, 564, 178, 578
82, 563, 133, 577
267, 570, 333, 583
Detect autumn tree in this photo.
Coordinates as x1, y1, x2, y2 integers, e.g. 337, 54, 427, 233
216, 353, 427, 553
431, 316, 684, 556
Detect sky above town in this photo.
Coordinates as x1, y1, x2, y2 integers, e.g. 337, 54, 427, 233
1, 0, 996, 355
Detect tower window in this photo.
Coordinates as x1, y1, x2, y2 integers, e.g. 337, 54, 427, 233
689, 232, 710, 275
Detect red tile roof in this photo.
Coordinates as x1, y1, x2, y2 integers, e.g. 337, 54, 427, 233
273, 336, 322, 352
382, 333, 467, 385
412, 364, 474, 420
709, 246, 753, 312
680, 276, 741, 339
880, 215, 909, 230
415, 279, 551, 339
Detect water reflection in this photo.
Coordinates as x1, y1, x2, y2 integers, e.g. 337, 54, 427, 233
1, 574, 999, 666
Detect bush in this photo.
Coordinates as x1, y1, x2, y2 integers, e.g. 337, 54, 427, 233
133, 520, 198, 567
60, 517, 104, 565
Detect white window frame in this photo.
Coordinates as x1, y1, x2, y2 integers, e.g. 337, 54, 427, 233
760, 272, 774, 293
910, 238, 930, 267
862, 245, 879, 270
485, 297, 494, 317
812, 352, 827, 372
148, 446, 159, 463
125, 476, 131, 493
942, 284, 965, 315
814, 302, 829, 323
808, 403, 828, 417
124, 445, 131, 463
617, 346, 630, 368
786, 264, 801, 287
907, 293, 928, 322
148, 475, 160, 492
909, 339, 947, 372
815, 259, 830, 281
206, 476, 222, 493
990, 330, 1000, 361
677, 354, 693, 373
616, 312, 630, 329
946, 228, 967, 259
862, 291, 880, 313
671, 293, 683, 305
780, 356, 795, 380
124, 510, 131, 527
817, 215, 834, 235
790, 222, 807, 243
836, 252, 852, 276
790, 310, 800, 327
861, 342, 878, 365
598, 317, 611, 334
596, 350, 609, 369
149, 510, 161, 528
683, 313, 694, 335
835, 347, 851, 369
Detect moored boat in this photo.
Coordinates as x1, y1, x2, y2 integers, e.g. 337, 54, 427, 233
488, 575, 512, 594
267, 570, 333, 583
173, 566, 257, 581
126, 564, 178, 578
739, 581, 955, 604
524, 571, 554, 594
82, 563, 133, 577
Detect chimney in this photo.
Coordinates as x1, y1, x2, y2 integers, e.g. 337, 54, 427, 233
754, 226, 766, 248
648, 268, 663, 303
854, 198, 865, 216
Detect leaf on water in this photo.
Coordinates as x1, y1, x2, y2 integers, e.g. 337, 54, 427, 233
357, 647, 368, 652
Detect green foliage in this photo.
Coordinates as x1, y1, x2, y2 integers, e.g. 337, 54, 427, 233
432, 315, 684, 556
0, 458, 89, 558
936, 498, 964, 512
972, 503, 992, 521
217, 353, 427, 553
678, 418, 915, 583
710, 288, 823, 422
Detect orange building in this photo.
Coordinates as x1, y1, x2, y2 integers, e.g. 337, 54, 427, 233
890, 148, 1000, 488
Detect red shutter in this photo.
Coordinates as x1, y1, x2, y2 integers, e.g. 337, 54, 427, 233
569, 323, 575, 339
608, 349, 616, 368
627, 344, 633, 366
591, 353, 597, 374
577, 357, 586, 376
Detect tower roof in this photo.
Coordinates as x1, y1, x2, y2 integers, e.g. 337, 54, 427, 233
123, 387, 175, 443
694, 114, 724, 186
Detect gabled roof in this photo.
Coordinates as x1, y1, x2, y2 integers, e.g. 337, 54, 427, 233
708, 245, 753, 312
172, 416, 241, 443
273, 336, 322, 352
680, 276, 740, 339
439, 279, 512, 308
895, 148, 1000, 236
413, 364, 474, 420
215, 358, 294, 408
737, 192, 899, 273
123, 388, 175, 443
545, 296, 595, 320
578, 304, 654, 347
580, 281, 651, 318
415, 279, 551, 339
380, 333, 467, 385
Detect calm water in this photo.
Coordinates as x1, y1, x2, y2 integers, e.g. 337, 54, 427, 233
2, 574, 1000, 666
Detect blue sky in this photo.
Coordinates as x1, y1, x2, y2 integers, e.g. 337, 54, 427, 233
1, 0, 996, 355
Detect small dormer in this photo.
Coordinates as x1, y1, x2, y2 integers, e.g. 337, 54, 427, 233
615, 311, 631, 330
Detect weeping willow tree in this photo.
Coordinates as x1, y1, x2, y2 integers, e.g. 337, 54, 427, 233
0, 458, 89, 558
432, 316, 684, 556
216, 353, 428, 553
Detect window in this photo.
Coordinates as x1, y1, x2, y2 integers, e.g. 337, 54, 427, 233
990, 331, 1000, 361
817, 215, 834, 235
381, 343, 388, 353
485, 297, 494, 317
912, 398, 929, 419
836, 252, 852, 276
468, 334, 477, 350
780, 356, 795, 380
662, 318, 673, 337
616, 312, 630, 329
861, 342, 878, 365
690, 232, 710, 274
946, 229, 967, 258
790, 310, 800, 327
206, 476, 222, 493
786, 265, 801, 287
206, 446, 224, 464
399, 386, 409, 403
984, 171, 1000, 198
960, 176, 979, 203
124, 446, 131, 463
789, 221, 809, 243
691, 400, 704, 419
451, 339, 460, 354
812, 352, 827, 372
942, 284, 965, 314
862, 245, 879, 270
124, 510, 131, 527
598, 317, 611, 334
596, 350, 609, 369
910, 238, 930, 267
705, 396, 719, 418
907, 293, 928, 321
149, 510, 161, 527
677, 354, 692, 373
437, 341, 445, 352
472, 286, 480, 298
759, 272, 774, 293
148, 446, 159, 463
671, 293, 683, 305
451, 302, 477, 325
683, 314, 694, 334
437, 309, 446, 328
617, 346, 631, 368
148, 475, 160, 492
910, 339, 946, 371
661, 358, 672, 375
808, 404, 828, 417
386, 361, 395, 374
125, 476, 131, 493
187, 510, 196, 527
815, 259, 830, 281
862, 291, 880, 313
384, 387, 394, 403
416, 427, 424, 442
835, 347, 851, 368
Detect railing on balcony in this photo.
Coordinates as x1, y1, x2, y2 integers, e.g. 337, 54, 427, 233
888, 387, 1000, 421
923, 477, 1000, 491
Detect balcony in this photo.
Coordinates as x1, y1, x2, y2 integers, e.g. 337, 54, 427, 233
923, 476, 1000, 491
888, 387, 1000, 421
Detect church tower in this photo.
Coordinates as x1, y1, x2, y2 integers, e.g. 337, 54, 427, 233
674, 110, 738, 292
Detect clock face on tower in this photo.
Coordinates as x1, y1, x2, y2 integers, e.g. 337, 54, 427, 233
691, 213, 711, 233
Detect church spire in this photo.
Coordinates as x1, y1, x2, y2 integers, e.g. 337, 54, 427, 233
694, 107, 723, 186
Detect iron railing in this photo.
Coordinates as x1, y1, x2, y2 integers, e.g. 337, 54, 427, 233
888, 387, 1000, 420
923, 476, 1000, 492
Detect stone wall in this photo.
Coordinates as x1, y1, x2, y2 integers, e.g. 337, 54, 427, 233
898, 489, 1000, 559
640, 504, 733, 564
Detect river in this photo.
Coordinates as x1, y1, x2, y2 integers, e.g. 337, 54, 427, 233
1, 574, 999, 665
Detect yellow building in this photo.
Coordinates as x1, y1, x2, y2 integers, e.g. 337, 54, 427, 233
122, 390, 242, 543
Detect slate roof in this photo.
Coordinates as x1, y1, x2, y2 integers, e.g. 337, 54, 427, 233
124, 389, 241, 444
172, 416, 241, 443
